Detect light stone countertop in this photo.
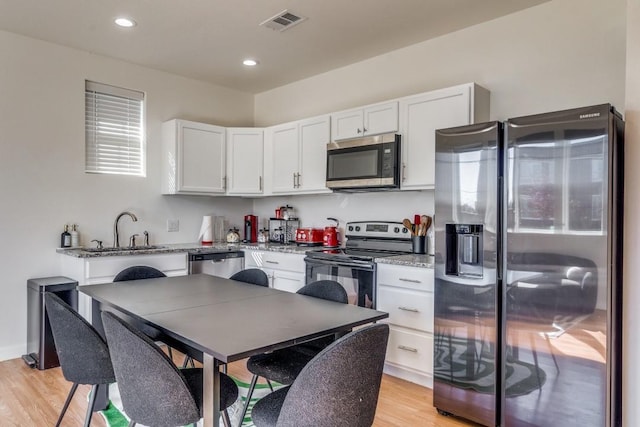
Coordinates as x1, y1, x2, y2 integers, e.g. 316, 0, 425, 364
56, 242, 318, 258
57, 242, 433, 268
375, 254, 434, 269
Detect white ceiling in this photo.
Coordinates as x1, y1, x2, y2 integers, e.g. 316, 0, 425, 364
0, 0, 548, 93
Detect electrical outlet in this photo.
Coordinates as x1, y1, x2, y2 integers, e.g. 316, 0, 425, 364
167, 219, 179, 232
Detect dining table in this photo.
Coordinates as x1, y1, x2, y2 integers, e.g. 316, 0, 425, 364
79, 273, 389, 427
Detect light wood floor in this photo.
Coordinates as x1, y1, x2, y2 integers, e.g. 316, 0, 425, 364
0, 354, 473, 427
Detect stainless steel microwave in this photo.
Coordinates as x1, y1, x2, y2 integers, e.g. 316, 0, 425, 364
326, 133, 401, 191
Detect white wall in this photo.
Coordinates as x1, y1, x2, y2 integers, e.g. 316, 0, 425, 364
0, 30, 255, 360
254, 0, 625, 126
253, 191, 433, 249
624, 0, 640, 425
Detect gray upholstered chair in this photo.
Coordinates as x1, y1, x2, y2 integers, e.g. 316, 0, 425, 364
113, 265, 166, 282
44, 292, 116, 427
101, 311, 239, 427
113, 265, 175, 362
230, 268, 270, 287
251, 323, 390, 427
240, 280, 349, 425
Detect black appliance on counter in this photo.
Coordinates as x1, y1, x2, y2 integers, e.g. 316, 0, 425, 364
434, 104, 623, 427
304, 221, 412, 308
244, 214, 258, 243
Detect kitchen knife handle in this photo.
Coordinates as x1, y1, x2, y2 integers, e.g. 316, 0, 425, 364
398, 306, 419, 313
398, 345, 418, 353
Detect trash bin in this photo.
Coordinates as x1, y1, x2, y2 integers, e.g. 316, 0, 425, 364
24, 276, 78, 369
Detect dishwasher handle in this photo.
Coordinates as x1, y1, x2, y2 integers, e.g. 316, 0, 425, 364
189, 251, 244, 262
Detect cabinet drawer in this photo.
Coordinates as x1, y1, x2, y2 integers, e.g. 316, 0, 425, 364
244, 250, 305, 273
385, 326, 433, 375
85, 253, 188, 281
377, 264, 433, 292
378, 285, 433, 332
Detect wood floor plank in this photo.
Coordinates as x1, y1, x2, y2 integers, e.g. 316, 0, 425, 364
0, 354, 471, 426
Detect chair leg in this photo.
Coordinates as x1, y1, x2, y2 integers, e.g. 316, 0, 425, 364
239, 374, 259, 427
128, 420, 136, 427
182, 355, 192, 368
222, 409, 232, 427
544, 334, 560, 373
84, 384, 98, 427
167, 346, 174, 362
55, 382, 79, 427
266, 379, 274, 392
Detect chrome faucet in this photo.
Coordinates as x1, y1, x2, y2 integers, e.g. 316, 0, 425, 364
113, 211, 138, 248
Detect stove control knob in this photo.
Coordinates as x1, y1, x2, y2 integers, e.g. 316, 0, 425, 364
348, 226, 354, 232
402, 228, 408, 233
394, 227, 400, 233
355, 226, 361, 232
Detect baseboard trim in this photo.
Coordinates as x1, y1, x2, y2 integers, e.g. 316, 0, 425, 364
384, 362, 433, 388
0, 343, 27, 363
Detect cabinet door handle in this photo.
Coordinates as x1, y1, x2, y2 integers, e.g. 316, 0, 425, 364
259, 176, 263, 191
223, 176, 227, 190
399, 278, 421, 284
265, 260, 280, 265
398, 306, 419, 313
363, 127, 367, 133
402, 163, 406, 182
357, 128, 362, 134
296, 173, 301, 188
292, 173, 296, 188
398, 345, 418, 353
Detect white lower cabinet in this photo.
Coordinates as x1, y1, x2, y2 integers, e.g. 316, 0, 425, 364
376, 263, 434, 388
243, 250, 306, 292
60, 253, 188, 321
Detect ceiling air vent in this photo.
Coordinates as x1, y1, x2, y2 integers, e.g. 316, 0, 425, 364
260, 10, 307, 32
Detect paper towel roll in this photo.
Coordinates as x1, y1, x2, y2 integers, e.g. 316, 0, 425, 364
198, 215, 213, 245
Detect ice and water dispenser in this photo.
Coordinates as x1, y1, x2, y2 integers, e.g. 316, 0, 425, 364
445, 224, 483, 278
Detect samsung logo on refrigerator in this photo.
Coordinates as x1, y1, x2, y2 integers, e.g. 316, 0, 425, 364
579, 112, 601, 119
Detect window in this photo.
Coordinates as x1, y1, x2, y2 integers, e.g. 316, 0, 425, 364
85, 81, 145, 176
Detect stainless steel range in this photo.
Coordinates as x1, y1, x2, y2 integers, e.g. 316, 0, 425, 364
304, 221, 412, 308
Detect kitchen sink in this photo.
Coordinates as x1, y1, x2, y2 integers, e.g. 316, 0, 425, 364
84, 245, 167, 253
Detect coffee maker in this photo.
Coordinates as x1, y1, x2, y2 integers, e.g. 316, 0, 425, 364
244, 215, 258, 243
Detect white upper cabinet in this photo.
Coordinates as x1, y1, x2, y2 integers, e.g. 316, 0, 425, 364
331, 101, 398, 141
162, 119, 226, 195
268, 115, 331, 195
399, 83, 490, 190
226, 128, 264, 195
269, 122, 299, 193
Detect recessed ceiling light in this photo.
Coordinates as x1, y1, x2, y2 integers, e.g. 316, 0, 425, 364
114, 17, 136, 28
243, 59, 258, 67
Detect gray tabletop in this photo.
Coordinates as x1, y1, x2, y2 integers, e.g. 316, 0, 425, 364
80, 273, 389, 362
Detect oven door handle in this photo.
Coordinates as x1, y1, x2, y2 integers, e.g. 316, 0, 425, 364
304, 257, 375, 271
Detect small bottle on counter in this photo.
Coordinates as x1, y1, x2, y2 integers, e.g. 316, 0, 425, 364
70, 224, 80, 247
60, 225, 71, 248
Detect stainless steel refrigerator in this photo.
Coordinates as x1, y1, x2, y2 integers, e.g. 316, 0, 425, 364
433, 104, 623, 427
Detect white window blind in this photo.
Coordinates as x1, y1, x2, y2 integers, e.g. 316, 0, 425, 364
85, 81, 145, 176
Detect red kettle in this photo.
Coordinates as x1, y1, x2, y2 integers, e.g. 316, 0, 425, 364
323, 217, 340, 248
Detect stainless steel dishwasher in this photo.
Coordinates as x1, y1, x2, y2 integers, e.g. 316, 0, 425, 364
188, 250, 245, 278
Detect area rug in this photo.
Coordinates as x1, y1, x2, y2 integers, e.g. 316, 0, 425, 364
434, 335, 546, 397
97, 376, 279, 427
